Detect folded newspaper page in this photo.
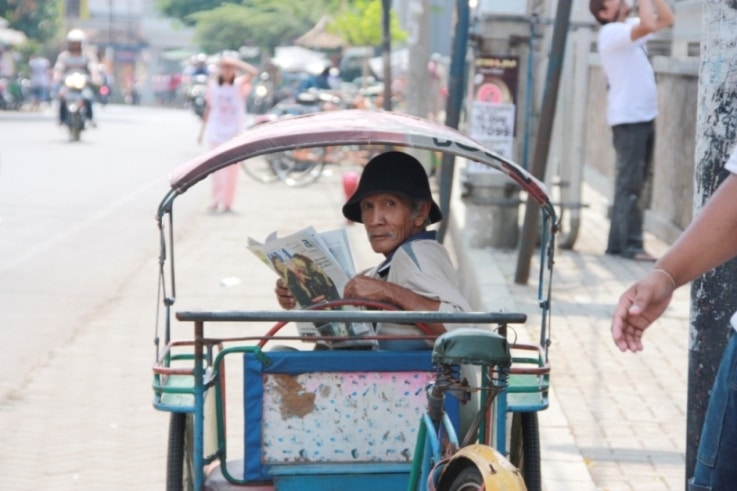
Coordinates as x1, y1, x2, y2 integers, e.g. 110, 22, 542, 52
247, 226, 375, 347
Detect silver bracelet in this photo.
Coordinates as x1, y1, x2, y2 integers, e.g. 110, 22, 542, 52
652, 268, 677, 289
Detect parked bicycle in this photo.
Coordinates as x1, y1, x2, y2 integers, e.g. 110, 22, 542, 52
241, 92, 379, 187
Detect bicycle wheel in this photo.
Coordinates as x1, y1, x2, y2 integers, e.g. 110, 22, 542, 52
509, 411, 541, 491
273, 148, 326, 187
446, 466, 483, 491
241, 155, 280, 184
166, 412, 195, 491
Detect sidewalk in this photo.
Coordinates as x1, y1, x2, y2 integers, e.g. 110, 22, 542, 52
448, 172, 689, 491
0, 152, 689, 490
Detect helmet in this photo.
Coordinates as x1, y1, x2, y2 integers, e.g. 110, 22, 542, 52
67, 29, 86, 43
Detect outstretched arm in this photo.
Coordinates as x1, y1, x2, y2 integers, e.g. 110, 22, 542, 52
612, 172, 737, 351
234, 59, 259, 98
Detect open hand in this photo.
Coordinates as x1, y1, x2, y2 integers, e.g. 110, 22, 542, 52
611, 271, 675, 352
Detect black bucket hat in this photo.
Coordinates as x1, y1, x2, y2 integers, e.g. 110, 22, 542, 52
342, 151, 442, 224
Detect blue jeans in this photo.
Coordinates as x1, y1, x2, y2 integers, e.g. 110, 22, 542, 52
689, 332, 737, 490
606, 121, 655, 256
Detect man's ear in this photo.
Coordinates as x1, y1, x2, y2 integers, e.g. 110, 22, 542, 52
413, 201, 431, 227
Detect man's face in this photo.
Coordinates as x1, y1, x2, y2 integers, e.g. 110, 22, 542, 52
359, 192, 429, 255
598, 0, 627, 22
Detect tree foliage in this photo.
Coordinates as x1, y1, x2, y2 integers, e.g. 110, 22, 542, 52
156, 0, 228, 27
189, 0, 343, 54
329, 0, 407, 47
0, 0, 63, 45
158, 0, 393, 55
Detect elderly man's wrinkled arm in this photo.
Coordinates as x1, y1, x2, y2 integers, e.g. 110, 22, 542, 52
343, 275, 446, 335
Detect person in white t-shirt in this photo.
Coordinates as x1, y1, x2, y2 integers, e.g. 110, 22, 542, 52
197, 51, 258, 213
611, 149, 737, 489
589, 0, 673, 261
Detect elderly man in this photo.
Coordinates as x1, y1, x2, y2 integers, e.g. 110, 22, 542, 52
275, 150, 471, 351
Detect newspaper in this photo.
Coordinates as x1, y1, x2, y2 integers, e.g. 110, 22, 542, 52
247, 226, 375, 347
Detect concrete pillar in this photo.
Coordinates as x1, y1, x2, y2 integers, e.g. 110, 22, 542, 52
462, 169, 520, 249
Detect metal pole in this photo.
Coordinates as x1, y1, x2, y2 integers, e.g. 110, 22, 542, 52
513, 0, 573, 284
106, 0, 114, 66
381, 0, 392, 111
521, 13, 538, 171
437, 0, 470, 243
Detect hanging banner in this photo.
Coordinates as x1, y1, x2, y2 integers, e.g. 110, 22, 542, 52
467, 55, 519, 172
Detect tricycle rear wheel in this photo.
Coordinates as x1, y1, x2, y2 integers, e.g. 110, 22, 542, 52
509, 411, 541, 491
166, 412, 195, 491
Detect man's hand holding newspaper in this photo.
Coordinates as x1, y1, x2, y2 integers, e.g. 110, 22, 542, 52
247, 226, 375, 347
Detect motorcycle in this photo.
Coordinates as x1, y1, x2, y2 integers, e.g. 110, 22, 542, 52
247, 72, 276, 114
123, 83, 140, 105
97, 83, 111, 106
96, 66, 112, 106
60, 71, 94, 142
0, 75, 27, 110
188, 73, 208, 120
0, 77, 11, 110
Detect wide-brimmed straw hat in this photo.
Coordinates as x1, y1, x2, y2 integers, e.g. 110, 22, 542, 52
342, 151, 442, 224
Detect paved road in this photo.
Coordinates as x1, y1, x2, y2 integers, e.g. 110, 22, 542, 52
0, 105, 208, 402
0, 104, 385, 489
0, 105, 211, 489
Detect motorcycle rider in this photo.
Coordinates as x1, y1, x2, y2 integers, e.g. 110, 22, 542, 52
191, 53, 210, 77
184, 53, 211, 118
53, 29, 100, 126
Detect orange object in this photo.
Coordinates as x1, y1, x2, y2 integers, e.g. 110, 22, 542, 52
342, 171, 360, 201
342, 171, 360, 223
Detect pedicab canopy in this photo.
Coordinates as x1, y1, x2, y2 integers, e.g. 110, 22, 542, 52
162, 109, 555, 221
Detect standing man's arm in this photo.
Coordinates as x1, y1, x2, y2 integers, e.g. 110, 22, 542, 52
631, 0, 674, 40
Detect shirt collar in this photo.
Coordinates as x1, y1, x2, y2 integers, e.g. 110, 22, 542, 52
376, 230, 436, 277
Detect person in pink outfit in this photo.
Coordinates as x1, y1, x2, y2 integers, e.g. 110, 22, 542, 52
197, 51, 258, 213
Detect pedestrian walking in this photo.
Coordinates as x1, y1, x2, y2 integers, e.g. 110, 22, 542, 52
589, 0, 674, 261
28, 53, 50, 110
611, 147, 737, 489
197, 51, 258, 213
